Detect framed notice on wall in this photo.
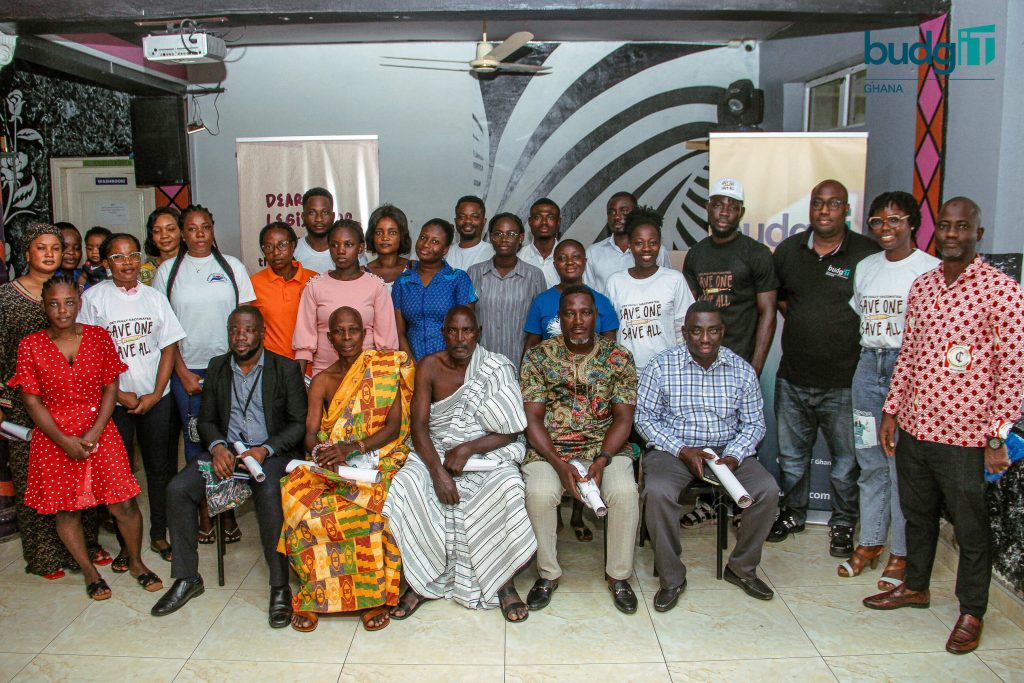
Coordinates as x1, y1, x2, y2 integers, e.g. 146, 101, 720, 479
235, 135, 380, 274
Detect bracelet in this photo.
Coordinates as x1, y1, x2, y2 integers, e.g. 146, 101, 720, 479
597, 450, 614, 465
310, 443, 329, 461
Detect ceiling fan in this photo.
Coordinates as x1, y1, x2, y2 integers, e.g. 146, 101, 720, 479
383, 23, 550, 75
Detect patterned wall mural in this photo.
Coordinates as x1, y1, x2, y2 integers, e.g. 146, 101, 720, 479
0, 61, 133, 278
475, 42, 754, 249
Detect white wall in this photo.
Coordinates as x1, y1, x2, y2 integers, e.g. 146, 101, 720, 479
186, 41, 757, 255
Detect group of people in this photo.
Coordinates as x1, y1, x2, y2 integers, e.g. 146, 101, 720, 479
0, 176, 1019, 656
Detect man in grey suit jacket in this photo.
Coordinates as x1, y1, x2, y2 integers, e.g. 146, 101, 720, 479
151, 306, 306, 628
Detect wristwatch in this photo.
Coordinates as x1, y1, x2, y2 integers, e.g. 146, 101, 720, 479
597, 451, 614, 465
987, 435, 1005, 450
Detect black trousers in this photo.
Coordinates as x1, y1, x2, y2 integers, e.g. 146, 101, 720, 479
896, 430, 991, 618
112, 394, 179, 542
166, 455, 290, 587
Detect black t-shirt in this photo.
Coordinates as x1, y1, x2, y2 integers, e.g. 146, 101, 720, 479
773, 228, 881, 388
683, 233, 779, 362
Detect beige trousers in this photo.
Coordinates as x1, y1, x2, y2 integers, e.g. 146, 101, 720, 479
523, 455, 639, 581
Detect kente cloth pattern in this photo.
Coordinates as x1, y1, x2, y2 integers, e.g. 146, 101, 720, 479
278, 350, 413, 613
384, 345, 537, 608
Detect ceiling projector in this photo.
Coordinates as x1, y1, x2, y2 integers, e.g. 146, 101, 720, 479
143, 32, 226, 63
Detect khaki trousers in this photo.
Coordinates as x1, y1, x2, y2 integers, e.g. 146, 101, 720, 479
523, 455, 638, 581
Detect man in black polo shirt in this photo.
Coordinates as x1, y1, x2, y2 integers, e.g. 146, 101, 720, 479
769, 179, 880, 558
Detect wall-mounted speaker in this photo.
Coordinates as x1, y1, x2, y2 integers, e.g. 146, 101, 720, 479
130, 96, 190, 186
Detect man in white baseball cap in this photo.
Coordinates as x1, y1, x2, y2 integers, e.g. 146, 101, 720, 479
679, 177, 779, 529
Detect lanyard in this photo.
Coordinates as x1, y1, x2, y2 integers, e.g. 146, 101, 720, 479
231, 366, 263, 437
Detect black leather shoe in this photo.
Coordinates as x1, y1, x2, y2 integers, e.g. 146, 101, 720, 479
767, 509, 805, 543
829, 525, 855, 558
608, 579, 638, 614
653, 580, 686, 612
723, 566, 774, 600
151, 577, 205, 617
526, 578, 558, 610
268, 585, 293, 629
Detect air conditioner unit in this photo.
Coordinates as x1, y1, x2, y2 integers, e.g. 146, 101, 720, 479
143, 32, 226, 64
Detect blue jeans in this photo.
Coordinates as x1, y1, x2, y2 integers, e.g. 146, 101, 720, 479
852, 348, 906, 554
774, 378, 858, 527
170, 369, 206, 464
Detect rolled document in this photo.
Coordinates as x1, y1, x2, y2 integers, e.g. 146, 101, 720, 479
285, 458, 382, 484
568, 458, 607, 517
0, 421, 33, 441
461, 456, 500, 472
233, 441, 266, 482
702, 448, 753, 508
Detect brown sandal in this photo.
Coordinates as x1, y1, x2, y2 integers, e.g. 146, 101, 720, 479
837, 544, 884, 578
878, 554, 906, 591
361, 606, 390, 631
291, 611, 318, 633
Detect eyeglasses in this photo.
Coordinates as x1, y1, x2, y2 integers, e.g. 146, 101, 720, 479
108, 252, 143, 263
491, 230, 522, 239
867, 215, 910, 230
260, 240, 295, 253
811, 198, 846, 210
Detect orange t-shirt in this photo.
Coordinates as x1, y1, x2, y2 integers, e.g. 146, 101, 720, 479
250, 262, 317, 359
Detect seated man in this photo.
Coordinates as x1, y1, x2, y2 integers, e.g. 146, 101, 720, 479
636, 301, 779, 611
280, 307, 413, 632
383, 306, 536, 622
151, 306, 306, 627
520, 285, 640, 614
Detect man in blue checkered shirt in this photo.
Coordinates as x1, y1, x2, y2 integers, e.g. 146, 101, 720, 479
636, 301, 779, 611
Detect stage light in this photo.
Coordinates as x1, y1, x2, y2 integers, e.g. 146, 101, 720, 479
717, 79, 764, 128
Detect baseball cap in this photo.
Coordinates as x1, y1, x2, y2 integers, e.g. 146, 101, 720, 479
710, 178, 744, 202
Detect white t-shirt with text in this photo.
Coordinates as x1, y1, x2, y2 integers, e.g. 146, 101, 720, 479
605, 267, 694, 369
850, 249, 940, 349
78, 280, 187, 396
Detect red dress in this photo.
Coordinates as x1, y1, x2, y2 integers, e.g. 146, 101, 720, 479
8, 325, 140, 514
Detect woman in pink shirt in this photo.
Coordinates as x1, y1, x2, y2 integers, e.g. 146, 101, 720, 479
292, 221, 399, 376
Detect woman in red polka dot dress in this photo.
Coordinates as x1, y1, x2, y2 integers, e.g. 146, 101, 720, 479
8, 273, 162, 600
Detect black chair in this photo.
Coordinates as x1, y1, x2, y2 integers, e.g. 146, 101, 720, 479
214, 514, 226, 586
637, 459, 729, 580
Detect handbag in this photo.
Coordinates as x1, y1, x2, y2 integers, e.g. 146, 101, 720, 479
198, 460, 251, 515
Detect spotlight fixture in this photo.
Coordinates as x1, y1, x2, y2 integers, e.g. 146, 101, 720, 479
717, 79, 764, 129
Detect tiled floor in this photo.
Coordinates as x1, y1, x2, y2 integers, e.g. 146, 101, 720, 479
1, 500, 1022, 683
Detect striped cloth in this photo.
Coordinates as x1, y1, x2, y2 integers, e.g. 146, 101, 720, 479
383, 345, 537, 608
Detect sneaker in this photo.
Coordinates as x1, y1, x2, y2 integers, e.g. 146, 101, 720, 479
829, 525, 855, 558
767, 509, 805, 542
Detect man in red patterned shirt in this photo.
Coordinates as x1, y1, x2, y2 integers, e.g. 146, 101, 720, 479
863, 197, 1024, 655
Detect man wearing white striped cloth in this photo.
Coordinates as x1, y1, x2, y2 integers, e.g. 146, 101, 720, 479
383, 305, 537, 623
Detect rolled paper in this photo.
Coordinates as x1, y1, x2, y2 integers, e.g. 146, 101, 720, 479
569, 458, 608, 517
0, 421, 32, 441
461, 456, 500, 472
232, 441, 266, 482
702, 448, 754, 508
285, 458, 382, 484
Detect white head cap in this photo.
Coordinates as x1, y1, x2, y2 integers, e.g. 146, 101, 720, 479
710, 178, 744, 202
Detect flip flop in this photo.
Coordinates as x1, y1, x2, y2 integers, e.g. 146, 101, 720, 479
42, 570, 66, 581
223, 527, 242, 544
111, 552, 130, 574
361, 606, 390, 631
389, 589, 431, 620
149, 543, 173, 562
197, 529, 215, 545
291, 611, 319, 633
572, 524, 593, 542
134, 571, 164, 592
87, 578, 111, 601
91, 548, 113, 566
497, 585, 529, 623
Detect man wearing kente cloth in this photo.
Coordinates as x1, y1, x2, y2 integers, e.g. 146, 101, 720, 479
278, 307, 413, 632
383, 306, 537, 622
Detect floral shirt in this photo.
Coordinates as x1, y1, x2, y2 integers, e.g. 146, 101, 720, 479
519, 335, 637, 464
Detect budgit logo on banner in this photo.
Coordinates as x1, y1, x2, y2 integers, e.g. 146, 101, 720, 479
863, 23, 996, 93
